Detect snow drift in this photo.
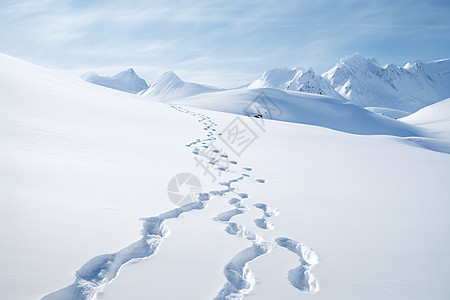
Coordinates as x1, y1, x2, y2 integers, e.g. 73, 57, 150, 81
170, 88, 421, 137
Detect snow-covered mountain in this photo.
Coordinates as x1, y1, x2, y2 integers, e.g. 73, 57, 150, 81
322, 53, 450, 112
405, 58, 450, 100
249, 67, 345, 101
139, 71, 222, 100
82, 68, 148, 94
248, 54, 449, 113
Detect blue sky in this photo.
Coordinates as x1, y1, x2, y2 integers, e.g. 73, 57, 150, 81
1, 0, 449, 87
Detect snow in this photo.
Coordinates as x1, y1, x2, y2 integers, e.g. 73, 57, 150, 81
98, 108, 450, 300
170, 87, 420, 137
322, 53, 450, 112
249, 67, 345, 101
247, 54, 449, 113
401, 98, 450, 140
139, 71, 223, 100
1, 53, 450, 300
365, 107, 410, 119
248, 68, 299, 90
0, 53, 213, 299
82, 68, 148, 94
405, 58, 450, 76
407, 59, 450, 100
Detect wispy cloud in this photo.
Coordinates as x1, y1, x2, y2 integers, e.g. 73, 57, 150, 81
1, 0, 449, 87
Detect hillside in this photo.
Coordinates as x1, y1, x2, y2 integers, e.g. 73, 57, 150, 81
1, 53, 450, 300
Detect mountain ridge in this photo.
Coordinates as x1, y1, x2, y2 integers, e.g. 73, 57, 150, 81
322, 53, 450, 112
247, 53, 449, 112
82, 68, 148, 94
139, 71, 223, 100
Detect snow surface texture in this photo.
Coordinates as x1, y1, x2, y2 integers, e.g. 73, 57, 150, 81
82, 68, 148, 93
2, 53, 450, 300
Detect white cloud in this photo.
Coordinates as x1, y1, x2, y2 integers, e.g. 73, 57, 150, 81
1, 0, 449, 87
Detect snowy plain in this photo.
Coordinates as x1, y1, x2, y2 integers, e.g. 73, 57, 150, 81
1, 53, 450, 300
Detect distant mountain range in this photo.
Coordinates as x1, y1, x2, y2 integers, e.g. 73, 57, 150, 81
81, 68, 148, 94
249, 53, 450, 112
82, 53, 450, 112
322, 53, 450, 112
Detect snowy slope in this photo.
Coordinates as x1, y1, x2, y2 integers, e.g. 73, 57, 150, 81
140, 71, 222, 100
0, 53, 213, 299
2, 54, 450, 300
82, 68, 148, 93
249, 67, 345, 101
83, 105, 450, 300
170, 88, 420, 137
401, 98, 450, 140
365, 107, 410, 119
322, 53, 449, 112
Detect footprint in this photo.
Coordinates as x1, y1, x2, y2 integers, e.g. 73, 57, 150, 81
214, 242, 272, 300
210, 187, 235, 196
43, 193, 212, 300
254, 203, 279, 217
275, 237, 319, 294
215, 208, 246, 222
228, 198, 245, 208
254, 217, 274, 230
225, 222, 257, 240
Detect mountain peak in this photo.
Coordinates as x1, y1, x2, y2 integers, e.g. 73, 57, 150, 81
158, 71, 182, 83
339, 53, 379, 67
113, 68, 139, 79
249, 66, 345, 101
323, 54, 450, 112
81, 71, 99, 80
248, 67, 299, 90
82, 68, 148, 94
149, 71, 183, 92
141, 71, 221, 100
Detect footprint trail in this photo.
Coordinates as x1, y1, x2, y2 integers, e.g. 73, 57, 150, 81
43, 104, 320, 300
